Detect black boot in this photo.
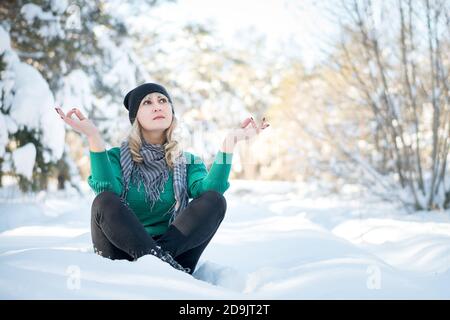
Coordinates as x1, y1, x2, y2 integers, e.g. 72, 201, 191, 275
147, 245, 191, 274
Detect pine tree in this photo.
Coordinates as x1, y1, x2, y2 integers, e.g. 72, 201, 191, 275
0, 0, 165, 192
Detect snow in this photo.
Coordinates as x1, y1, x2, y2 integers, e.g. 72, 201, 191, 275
0, 26, 65, 168
50, 0, 68, 14
0, 26, 11, 55
56, 70, 93, 113
10, 58, 65, 163
333, 218, 450, 274
20, 3, 64, 39
11, 143, 36, 180
93, 26, 138, 93
0, 114, 8, 158
1, 180, 449, 299
20, 4, 53, 25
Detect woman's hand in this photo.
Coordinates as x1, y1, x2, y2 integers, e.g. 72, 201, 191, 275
221, 116, 270, 153
55, 107, 99, 137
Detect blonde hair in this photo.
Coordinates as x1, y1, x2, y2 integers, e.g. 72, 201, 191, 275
127, 114, 182, 169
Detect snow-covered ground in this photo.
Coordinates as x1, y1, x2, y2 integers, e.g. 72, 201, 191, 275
1, 180, 449, 299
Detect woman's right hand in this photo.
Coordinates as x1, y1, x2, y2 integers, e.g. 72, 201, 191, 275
55, 107, 99, 137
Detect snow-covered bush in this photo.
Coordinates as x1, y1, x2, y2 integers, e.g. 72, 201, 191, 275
0, 25, 65, 191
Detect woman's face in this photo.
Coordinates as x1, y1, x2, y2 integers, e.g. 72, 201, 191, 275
136, 92, 173, 132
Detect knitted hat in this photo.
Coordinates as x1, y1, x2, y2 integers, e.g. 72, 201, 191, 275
123, 83, 174, 124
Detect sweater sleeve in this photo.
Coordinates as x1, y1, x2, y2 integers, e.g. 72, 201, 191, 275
87, 148, 122, 196
186, 151, 233, 198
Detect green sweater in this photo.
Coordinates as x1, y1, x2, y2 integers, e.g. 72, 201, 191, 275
87, 147, 233, 237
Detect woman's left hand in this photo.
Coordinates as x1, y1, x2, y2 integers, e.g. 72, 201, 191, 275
221, 116, 270, 153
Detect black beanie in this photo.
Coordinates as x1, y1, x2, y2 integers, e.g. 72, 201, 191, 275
123, 83, 174, 124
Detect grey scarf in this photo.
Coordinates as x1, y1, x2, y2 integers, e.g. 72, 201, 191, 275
119, 139, 189, 224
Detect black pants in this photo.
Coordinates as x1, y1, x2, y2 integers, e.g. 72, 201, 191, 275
90, 190, 227, 274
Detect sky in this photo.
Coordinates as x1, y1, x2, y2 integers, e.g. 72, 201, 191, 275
127, 0, 340, 69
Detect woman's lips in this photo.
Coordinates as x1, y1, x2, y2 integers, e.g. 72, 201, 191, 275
153, 116, 165, 120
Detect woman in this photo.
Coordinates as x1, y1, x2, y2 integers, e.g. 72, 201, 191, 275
55, 82, 269, 275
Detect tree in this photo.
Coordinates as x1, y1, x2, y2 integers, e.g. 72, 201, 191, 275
295, 0, 450, 210
0, 0, 171, 192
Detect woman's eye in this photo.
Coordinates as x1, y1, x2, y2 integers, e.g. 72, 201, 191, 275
143, 98, 166, 105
